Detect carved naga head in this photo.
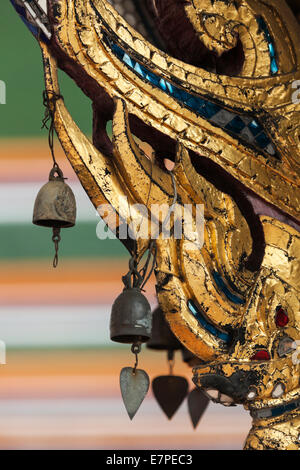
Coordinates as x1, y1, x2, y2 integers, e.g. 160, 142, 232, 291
11, 0, 300, 449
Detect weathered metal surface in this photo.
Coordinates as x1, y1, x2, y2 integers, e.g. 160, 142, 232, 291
33, 167, 76, 228
110, 288, 152, 344
120, 367, 150, 420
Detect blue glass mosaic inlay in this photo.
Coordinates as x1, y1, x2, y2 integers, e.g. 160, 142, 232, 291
105, 35, 276, 157
257, 16, 279, 75
187, 300, 230, 343
212, 271, 245, 305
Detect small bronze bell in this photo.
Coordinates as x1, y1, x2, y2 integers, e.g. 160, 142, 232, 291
110, 287, 152, 343
33, 166, 76, 267
33, 167, 76, 228
146, 307, 181, 350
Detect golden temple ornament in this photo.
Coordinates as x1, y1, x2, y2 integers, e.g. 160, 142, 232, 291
11, 0, 300, 450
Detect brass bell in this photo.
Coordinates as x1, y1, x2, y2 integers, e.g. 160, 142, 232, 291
146, 307, 181, 350
33, 166, 76, 228
110, 287, 152, 344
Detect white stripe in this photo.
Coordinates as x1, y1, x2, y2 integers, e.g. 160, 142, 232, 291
0, 398, 250, 449
0, 305, 122, 348
0, 182, 99, 223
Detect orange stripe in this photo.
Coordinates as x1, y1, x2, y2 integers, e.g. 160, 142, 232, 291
0, 259, 156, 305
0, 138, 150, 182
0, 349, 190, 379
0, 259, 129, 284
0, 138, 77, 182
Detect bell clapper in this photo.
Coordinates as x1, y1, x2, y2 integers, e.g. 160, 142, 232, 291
52, 227, 61, 268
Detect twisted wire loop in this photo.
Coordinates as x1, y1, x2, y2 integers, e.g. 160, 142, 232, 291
42, 90, 64, 170
131, 342, 142, 375
52, 227, 61, 268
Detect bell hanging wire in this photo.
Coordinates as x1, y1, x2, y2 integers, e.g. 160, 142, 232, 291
32, 91, 77, 267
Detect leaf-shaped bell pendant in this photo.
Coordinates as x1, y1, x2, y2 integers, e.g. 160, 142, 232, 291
33, 166, 76, 266
147, 307, 188, 420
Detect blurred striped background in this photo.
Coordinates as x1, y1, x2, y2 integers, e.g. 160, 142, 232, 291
0, 1, 251, 449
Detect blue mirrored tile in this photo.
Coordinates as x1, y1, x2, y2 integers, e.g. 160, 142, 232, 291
187, 300, 230, 343
107, 36, 278, 156
184, 96, 199, 111
257, 16, 278, 75
268, 43, 275, 57
265, 143, 276, 156
172, 86, 189, 102
143, 71, 158, 87
111, 42, 124, 59
134, 62, 144, 77
255, 132, 271, 149
212, 271, 245, 305
248, 119, 261, 136
203, 101, 221, 119
123, 53, 134, 68
196, 104, 211, 119
170, 86, 181, 99
166, 82, 174, 94
257, 16, 271, 41
225, 116, 246, 134
159, 78, 167, 91
191, 99, 217, 118
271, 57, 279, 75
180, 90, 192, 103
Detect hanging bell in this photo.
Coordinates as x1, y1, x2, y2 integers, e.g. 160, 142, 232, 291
33, 166, 76, 229
110, 287, 152, 344
146, 307, 181, 351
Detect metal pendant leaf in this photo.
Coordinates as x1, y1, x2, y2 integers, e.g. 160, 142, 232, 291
188, 388, 210, 429
152, 375, 189, 420
120, 367, 150, 420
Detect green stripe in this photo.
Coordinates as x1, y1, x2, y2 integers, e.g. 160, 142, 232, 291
0, 222, 127, 259
1, 3, 92, 137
